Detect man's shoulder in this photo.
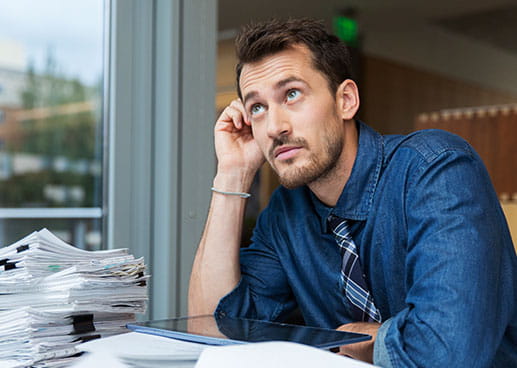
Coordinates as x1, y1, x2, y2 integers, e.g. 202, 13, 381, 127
384, 128, 475, 164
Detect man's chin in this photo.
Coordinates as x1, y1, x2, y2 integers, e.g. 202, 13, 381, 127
270, 158, 325, 189
277, 169, 316, 189
275, 161, 338, 189
270, 167, 301, 189
279, 179, 305, 190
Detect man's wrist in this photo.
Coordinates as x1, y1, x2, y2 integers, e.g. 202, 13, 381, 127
213, 169, 256, 194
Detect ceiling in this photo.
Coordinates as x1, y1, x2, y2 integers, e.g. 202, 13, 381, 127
436, 4, 517, 55
218, 0, 517, 56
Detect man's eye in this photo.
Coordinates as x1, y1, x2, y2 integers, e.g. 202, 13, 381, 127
250, 104, 265, 115
286, 89, 300, 101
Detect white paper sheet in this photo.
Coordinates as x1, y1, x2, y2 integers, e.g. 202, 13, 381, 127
78, 332, 206, 360
71, 332, 206, 368
195, 341, 379, 368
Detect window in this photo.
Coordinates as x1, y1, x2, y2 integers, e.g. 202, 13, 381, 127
0, 0, 216, 317
0, 0, 105, 249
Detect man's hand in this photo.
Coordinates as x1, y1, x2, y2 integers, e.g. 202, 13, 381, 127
337, 322, 381, 363
215, 99, 265, 176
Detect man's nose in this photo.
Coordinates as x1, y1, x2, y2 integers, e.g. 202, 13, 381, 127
266, 105, 291, 139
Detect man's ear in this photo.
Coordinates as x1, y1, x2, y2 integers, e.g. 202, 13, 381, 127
336, 79, 360, 120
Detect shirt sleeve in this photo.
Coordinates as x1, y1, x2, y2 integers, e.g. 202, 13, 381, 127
215, 201, 297, 322
374, 143, 516, 367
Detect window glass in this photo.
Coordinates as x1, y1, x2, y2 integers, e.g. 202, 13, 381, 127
0, 0, 104, 249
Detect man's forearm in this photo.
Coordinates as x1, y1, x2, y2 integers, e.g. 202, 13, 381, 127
188, 171, 255, 316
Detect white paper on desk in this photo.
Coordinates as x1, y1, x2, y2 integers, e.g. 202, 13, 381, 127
67, 351, 129, 368
195, 341, 379, 368
78, 332, 206, 361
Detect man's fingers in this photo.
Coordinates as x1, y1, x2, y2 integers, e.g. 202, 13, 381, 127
229, 99, 249, 126
217, 100, 249, 130
335, 322, 378, 364
217, 106, 242, 128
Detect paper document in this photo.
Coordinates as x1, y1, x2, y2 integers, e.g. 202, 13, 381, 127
195, 341, 379, 368
71, 332, 206, 368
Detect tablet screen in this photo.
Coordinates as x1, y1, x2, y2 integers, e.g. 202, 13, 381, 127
127, 314, 370, 349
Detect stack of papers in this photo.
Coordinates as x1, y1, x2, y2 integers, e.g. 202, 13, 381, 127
0, 228, 149, 368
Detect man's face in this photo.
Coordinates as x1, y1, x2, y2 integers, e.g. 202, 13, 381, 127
240, 45, 345, 189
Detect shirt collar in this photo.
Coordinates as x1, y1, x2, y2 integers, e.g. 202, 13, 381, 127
310, 121, 384, 232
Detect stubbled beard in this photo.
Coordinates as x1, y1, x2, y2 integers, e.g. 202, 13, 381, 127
268, 132, 343, 189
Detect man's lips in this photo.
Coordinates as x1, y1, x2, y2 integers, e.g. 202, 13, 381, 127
274, 146, 302, 160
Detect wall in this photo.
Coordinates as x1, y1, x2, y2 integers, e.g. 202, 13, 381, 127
361, 55, 517, 134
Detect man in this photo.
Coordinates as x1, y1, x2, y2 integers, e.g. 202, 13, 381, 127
188, 18, 516, 367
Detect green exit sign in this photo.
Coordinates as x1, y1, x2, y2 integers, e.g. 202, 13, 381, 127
333, 16, 358, 47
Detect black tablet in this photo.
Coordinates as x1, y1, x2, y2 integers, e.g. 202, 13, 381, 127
126, 314, 370, 349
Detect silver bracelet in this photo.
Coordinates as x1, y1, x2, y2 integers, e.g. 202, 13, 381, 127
211, 187, 251, 198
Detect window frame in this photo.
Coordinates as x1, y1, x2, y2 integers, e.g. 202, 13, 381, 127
106, 0, 216, 319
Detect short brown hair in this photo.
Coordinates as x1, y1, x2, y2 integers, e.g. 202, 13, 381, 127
235, 18, 353, 99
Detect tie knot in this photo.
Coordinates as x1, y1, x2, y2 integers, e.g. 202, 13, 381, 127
327, 215, 346, 234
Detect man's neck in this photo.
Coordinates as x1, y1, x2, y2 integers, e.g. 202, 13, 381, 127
308, 120, 358, 207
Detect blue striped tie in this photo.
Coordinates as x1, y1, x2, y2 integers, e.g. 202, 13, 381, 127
328, 215, 381, 323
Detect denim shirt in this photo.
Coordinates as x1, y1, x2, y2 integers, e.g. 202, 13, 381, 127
215, 121, 517, 367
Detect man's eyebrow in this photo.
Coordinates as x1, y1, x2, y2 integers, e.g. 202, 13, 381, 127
243, 76, 307, 106
243, 91, 257, 106
276, 76, 306, 89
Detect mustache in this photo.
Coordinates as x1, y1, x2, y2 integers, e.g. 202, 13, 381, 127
268, 136, 308, 160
